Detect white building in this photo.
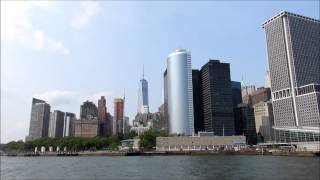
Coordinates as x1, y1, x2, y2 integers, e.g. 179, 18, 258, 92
166, 49, 194, 135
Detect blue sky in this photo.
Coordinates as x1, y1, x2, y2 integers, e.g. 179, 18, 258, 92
1, 1, 319, 143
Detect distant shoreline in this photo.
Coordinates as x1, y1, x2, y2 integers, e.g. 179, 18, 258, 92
2, 151, 319, 157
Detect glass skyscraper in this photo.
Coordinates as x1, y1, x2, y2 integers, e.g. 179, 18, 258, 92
166, 49, 194, 135
201, 60, 235, 136
137, 66, 149, 114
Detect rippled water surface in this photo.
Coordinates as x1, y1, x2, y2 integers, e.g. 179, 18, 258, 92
1, 155, 319, 180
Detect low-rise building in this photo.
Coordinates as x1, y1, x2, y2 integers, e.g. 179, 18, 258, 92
119, 138, 140, 151
156, 135, 246, 151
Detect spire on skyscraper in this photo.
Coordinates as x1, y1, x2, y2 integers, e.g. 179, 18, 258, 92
142, 64, 144, 79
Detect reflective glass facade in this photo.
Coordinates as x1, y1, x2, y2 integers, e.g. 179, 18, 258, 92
167, 49, 194, 135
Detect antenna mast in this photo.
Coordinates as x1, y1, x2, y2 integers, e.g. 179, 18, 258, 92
142, 64, 144, 79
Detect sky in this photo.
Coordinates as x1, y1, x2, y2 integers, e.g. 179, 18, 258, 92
1, 0, 319, 143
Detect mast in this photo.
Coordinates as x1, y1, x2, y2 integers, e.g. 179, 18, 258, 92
142, 64, 144, 79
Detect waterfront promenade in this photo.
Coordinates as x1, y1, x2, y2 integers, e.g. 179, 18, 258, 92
2, 149, 319, 157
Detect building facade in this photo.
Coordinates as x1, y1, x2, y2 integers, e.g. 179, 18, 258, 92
75, 100, 99, 137
192, 70, 204, 133
48, 110, 65, 138
156, 136, 246, 151
251, 87, 271, 105
263, 11, 320, 129
163, 70, 169, 133
74, 119, 99, 138
106, 112, 113, 136
166, 49, 194, 135
26, 98, 51, 141
80, 101, 98, 120
63, 112, 76, 137
114, 98, 125, 134
234, 104, 257, 145
231, 81, 243, 108
241, 85, 256, 98
253, 101, 274, 143
201, 60, 235, 136
98, 96, 107, 122
98, 96, 108, 136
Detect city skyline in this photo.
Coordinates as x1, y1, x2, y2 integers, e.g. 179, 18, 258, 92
1, 1, 319, 143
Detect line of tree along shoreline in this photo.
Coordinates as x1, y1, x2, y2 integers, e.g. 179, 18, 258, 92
1, 130, 168, 153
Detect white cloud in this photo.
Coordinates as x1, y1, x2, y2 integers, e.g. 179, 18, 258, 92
1, 1, 69, 55
34, 90, 113, 107
34, 90, 76, 106
71, 1, 101, 28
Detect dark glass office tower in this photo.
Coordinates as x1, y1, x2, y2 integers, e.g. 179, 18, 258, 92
201, 60, 235, 136
192, 70, 204, 133
234, 104, 257, 145
231, 81, 243, 108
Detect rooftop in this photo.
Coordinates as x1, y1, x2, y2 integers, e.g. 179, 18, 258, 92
262, 11, 320, 28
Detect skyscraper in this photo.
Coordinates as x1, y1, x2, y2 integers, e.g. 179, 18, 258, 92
114, 98, 124, 134
75, 100, 99, 138
80, 100, 98, 120
263, 11, 320, 128
253, 101, 274, 143
201, 60, 235, 136
98, 96, 108, 136
98, 96, 107, 122
166, 49, 194, 135
234, 104, 257, 145
231, 81, 243, 108
137, 66, 149, 114
48, 110, 65, 138
192, 69, 204, 133
163, 69, 168, 132
26, 98, 51, 141
63, 112, 76, 137
241, 85, 256, 99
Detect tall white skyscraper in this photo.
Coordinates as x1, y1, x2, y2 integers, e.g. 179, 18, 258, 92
137, 66, 149, 114
263, 11, 320, 128
166, 49, 194, 135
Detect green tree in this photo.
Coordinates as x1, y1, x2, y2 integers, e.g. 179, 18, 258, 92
139, 130, 167, 150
